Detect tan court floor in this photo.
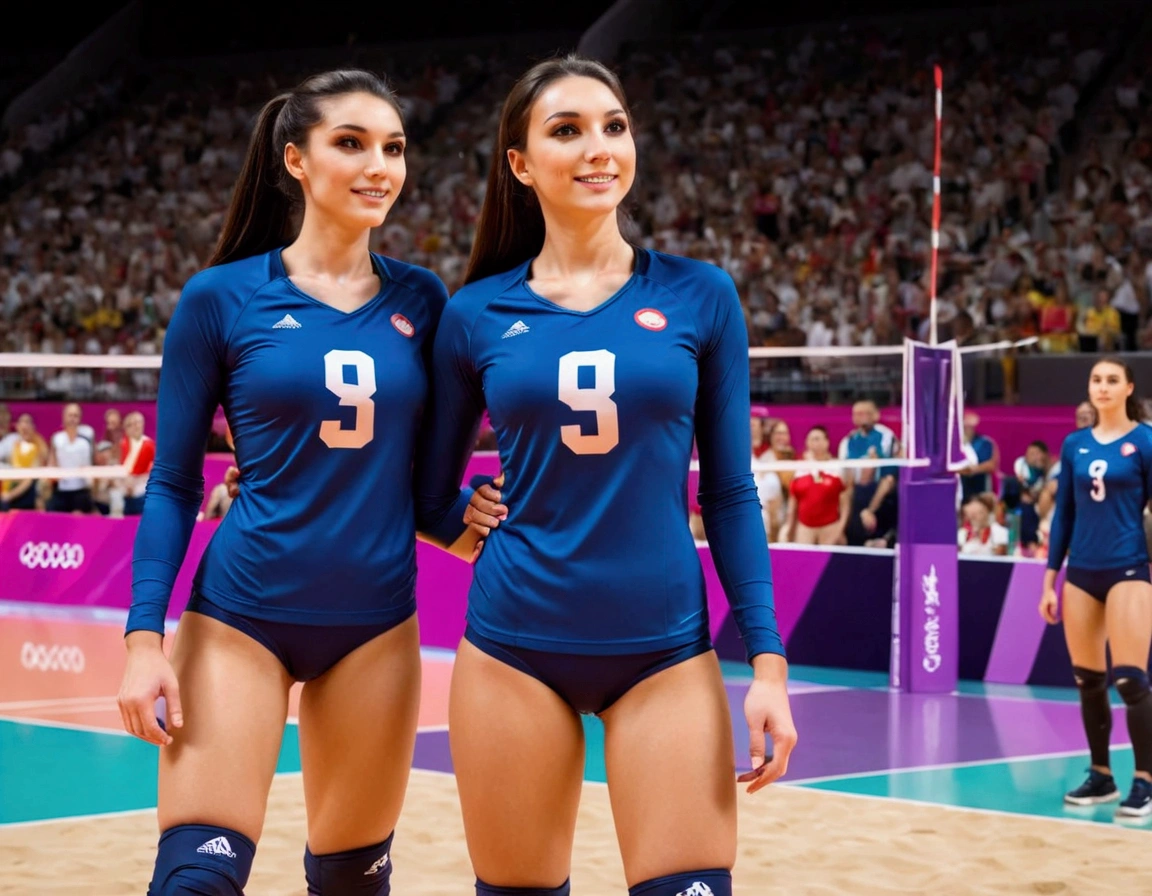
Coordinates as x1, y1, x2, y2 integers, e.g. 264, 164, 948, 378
5, 770, 1151, 895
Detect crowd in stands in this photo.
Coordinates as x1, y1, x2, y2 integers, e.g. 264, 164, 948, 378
0, 10, 1150, 404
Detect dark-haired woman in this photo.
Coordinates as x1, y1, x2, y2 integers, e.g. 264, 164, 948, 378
782, 425, 850, 546
118, 71, 481, 895
1040, 358, 1152, 818
415, 56, 796, 896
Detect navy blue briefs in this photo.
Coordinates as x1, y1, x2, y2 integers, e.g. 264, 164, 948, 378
1065, 564, 1152, 604
464, 625, 713, 715
186, 591, 414, 682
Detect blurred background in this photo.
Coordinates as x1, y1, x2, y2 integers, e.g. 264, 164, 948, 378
0, 0, 1150, 553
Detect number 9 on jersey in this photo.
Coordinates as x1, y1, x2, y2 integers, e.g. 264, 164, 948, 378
320, 349, 377, 449
558, 350, 619, 456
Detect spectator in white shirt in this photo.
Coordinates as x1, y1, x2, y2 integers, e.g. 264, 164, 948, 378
46, 403, 94, 513
958, 495, 1009, 556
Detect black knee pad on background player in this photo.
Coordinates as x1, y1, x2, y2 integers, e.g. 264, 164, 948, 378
149, 824, 255, 896
304, 833, 393, 895
1073, 665, 1112, 769
1114, 666, 1152, 773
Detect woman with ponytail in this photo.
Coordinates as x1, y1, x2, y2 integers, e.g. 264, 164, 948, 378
1041, 357, 1152, 818
414, 56, 794, 896
118, 70, 485, 895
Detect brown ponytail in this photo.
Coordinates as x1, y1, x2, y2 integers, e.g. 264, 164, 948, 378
207, 95, 293, 268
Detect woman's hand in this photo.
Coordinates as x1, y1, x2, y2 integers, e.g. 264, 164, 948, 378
1039, 586, 1060, 624
463, 474, 507, 561
739, 653, 798, 794
224, 465, 240, 499
117, 631, 182, 746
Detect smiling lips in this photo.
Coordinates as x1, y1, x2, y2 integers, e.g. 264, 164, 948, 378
353, 188, 389, 199
575, 174, 617, 192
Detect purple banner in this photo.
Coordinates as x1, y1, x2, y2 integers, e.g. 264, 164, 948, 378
982, 559, 1055, 684
903, 343, 965, 479
893, 476, 960, 693
896, 541, 959, 692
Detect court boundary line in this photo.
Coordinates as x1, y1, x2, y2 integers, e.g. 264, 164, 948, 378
0, 695, 114, 711
784, 744, 1135, 786
719, 675, 1099, 707
782, 776, 1152, 834
0, 767, 479, 830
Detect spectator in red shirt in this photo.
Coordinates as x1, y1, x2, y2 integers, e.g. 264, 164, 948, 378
120, 411, 155, 516
783, 426, 852, 545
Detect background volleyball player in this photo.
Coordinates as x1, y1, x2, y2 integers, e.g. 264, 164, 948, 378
118, 71, 482, 895
1040, 358, 1152, 817
415, 56, 796, 896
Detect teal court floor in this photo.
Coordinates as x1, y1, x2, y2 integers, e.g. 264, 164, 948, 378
2, 610, 1147, 833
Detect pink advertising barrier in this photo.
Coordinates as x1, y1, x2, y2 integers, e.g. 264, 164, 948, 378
0, 506, 761, 652
0, 452, 504, 618
0, 497, 846, 663
0, 512, 220, 614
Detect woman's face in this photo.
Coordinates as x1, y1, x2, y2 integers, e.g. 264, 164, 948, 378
509, 75, 636, 221
286, 91, 407, 232
1089, 361, 1133, 415
806, 428, 829, 457
964, 501, 989, 530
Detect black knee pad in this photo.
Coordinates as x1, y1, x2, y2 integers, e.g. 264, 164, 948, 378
1073, 666, 1108, 693
305, 833, 393, 895
629, 869, 732, 896
1114, 666, 1150, 705
149, 824, 255, 896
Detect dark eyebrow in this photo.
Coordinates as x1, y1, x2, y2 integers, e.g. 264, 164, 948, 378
544, 108, 626, 123
331, 124, 406, 138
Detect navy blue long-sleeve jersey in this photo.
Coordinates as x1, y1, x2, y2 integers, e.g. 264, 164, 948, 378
1048, 424, 1152, 572
126, 249, 448, 635
414, 248, 782, 661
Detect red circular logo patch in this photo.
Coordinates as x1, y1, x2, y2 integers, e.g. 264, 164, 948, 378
634, 308, 667, 331
391, 314, 415, 338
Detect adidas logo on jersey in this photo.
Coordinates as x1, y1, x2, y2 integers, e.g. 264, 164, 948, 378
365, 852, 390, 875
502, 320, 530, 339
273, 314, 302, 329
676, 884, 714, 896
196, 837, 237, 858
